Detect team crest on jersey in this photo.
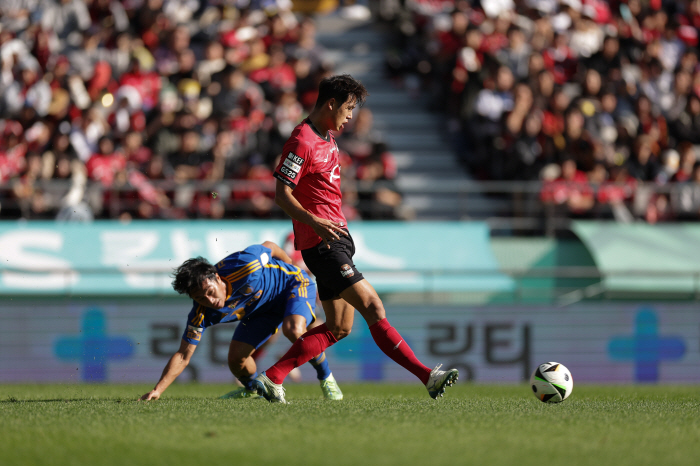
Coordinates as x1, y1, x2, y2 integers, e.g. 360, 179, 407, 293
280, 152, 304, 180
186, 325, 203, 341
340, 264, 354, 278
329, 164, 341, 183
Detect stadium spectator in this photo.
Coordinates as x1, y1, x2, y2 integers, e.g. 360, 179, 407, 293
627, 134, 661, 182
540, 156, 595, 217
86, 135, 125, 187
671, 141, 696, 183
379, 0, 700, 223
355, 142, 411, 220
11, 0, 700, 225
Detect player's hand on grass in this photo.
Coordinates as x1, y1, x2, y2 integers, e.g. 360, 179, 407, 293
311, 216, 347, 248
139, 390, 161, 401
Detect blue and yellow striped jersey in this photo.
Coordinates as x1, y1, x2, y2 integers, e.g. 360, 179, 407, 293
182, 244, 311, 345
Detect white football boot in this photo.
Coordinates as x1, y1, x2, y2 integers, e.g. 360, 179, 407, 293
425, 364, 459, 399
252, 372, 287, 403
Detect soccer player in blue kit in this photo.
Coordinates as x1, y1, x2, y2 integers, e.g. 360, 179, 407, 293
139, 241, 343, 401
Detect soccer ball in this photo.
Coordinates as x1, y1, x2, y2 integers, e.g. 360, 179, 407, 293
530, 362, 573, 403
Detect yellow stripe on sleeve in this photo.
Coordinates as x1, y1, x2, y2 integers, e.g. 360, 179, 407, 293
264, 262, 310, 298
193, 305, 205, 326
225, 261, 262, 282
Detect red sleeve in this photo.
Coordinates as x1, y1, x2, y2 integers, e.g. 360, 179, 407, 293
274, 139, 311, 189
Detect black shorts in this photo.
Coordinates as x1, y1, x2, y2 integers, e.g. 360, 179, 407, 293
301, 232, 364, 301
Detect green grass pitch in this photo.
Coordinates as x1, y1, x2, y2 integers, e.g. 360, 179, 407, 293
1, 383, 699, 466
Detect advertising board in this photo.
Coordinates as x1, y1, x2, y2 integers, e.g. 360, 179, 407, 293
1, 300, 695, 384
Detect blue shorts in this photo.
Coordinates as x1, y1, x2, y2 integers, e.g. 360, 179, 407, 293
231, 281, 317, 349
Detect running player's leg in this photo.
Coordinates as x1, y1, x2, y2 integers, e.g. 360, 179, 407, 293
281, 314, 331, 380
279, 280, 333, 381
281, 313, 343, 400
227, 340, 257, 380
261, 236, 358, 386
340, 279, 459, 397
264, 295, 353, 384
340, 279, 432, 385
223, 313, 281, 397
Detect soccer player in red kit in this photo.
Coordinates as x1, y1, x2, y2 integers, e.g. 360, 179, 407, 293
252, 74, 459, 402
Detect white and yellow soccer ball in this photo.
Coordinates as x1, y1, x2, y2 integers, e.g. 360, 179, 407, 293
530, 362, 573, 403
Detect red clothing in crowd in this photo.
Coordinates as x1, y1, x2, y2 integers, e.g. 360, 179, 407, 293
87, 152, 126, 186
540, 169, 593, 213
119, 68, 161, 111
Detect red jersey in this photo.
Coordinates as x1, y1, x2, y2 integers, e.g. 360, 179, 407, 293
274, 119, 347, 250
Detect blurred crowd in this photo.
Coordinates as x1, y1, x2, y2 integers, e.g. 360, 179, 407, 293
387, 0, 700, 223
0, 0, 403, 221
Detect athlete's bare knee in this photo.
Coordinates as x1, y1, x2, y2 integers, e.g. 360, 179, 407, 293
361, 297, 385, 320
282, 324, 305, 342
328, 324, 351, 341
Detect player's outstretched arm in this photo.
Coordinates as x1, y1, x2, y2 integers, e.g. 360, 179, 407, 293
140, 340, 197, 401
274, 181, 347, 248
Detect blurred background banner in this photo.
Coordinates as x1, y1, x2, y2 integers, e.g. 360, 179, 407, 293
573, 221, 700, 295
0, 299, 696, 384
0, 220, 699, 384
0, 220, 512, 294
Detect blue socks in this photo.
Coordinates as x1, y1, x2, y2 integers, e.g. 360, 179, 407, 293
309, 352, 331, 380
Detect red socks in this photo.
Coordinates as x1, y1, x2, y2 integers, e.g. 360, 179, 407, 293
264, 319, 431, 385
266, 323, 338, 384
369, 318, 431, 385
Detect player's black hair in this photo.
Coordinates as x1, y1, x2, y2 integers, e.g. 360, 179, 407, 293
314, 74, 369, 109
171, 257, 218, 295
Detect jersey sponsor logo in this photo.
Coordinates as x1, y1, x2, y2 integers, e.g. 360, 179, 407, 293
280, 166, 297, 179
186, 325, 203, 341
329, 164, 340, 183
340, 264, 354, 278
283, 158, 302, 173
274, 172, 295, 187
287, 152, 304, 164
325, 144, 338, 162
